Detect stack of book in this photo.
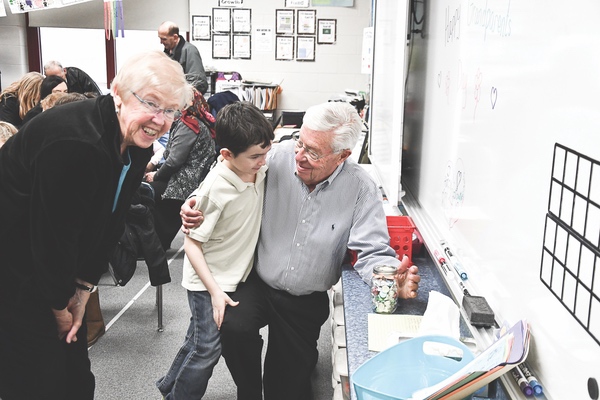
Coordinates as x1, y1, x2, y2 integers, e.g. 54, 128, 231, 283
411, 319, 530, 400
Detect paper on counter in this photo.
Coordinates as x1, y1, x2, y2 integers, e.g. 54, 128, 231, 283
418, 290, 460, 339
367, 314, 423, 351
367, 291, 460, 352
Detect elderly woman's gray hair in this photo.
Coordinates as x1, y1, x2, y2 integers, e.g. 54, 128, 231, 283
302, 102, 362, 153
111, 50, 192, 110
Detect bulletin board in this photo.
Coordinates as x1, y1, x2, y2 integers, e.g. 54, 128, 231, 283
394, 0, 600, 398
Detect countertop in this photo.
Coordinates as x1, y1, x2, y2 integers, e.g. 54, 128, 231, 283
341, 253, 511, 400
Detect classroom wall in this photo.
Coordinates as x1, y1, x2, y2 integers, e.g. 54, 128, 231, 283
191, 0, 371, 112
0, 0, 28, 89
0, 0, 370, 112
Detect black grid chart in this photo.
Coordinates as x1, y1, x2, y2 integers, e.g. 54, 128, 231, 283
541, 143, 600, 346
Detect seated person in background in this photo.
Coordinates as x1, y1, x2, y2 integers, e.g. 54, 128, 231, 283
180, 101, 421, 400
40, 92, 89, 113
52, 92, 89, 107
22, 75, 68, 124
40, 92, 67, 111
0, 72, 44, 128
157, 101, 274, 400
43, 60, 102, 96
146, 130, 170, 173
144, 89, 216, 250
0, 121, 18, 148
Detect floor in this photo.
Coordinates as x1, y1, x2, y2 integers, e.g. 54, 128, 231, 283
89, 231, 335, 400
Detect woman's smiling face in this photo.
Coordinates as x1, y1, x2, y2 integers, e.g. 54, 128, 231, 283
114, 89, 179, 153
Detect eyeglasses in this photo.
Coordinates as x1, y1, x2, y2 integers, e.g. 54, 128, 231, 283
131, 91, 179, 120
293, 136, 332, 162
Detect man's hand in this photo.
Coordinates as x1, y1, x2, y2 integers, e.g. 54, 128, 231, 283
396, 255, 420, 299
180, 197, 203, 234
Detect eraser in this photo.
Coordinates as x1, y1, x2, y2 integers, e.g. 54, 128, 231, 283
462, 295, 495, 327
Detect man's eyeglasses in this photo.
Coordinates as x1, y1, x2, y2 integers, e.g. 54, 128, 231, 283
293, 136, 331, 162
131, 92, 179, 120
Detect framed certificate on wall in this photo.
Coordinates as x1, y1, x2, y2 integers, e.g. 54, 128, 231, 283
213, 8, 231, 33
296, 36, 315, 61
275, 9, 295, 35
317, 19, 337, 44
275, 36, 294, 60
297, 10, 316, 35
192, 15, 211, 41
212, 34, 231, 59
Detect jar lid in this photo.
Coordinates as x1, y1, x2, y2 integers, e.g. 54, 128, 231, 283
373, 265, 398, 275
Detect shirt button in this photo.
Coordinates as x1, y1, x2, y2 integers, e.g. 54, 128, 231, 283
291, 267, 295, 270
296, 243, 300, 246
302, 219, 306, 223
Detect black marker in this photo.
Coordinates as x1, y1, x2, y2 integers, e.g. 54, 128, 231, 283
440, 241, 468, 280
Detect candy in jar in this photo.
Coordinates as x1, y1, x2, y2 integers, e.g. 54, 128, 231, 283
371, 265, 398, 313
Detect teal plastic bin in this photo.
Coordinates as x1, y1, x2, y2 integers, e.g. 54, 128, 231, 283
351, 335, 474, 400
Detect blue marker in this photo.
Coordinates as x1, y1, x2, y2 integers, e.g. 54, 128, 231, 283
519, 362, 543, 396
511, 367, 534, 397
441, 241, 468, 280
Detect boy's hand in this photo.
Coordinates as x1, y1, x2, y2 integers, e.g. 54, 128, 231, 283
211, 291, 239, 329
180, 197, 203, 234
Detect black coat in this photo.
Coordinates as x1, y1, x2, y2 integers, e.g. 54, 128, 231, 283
0, 95, 151, 310
109, 183, 171, 287
66, 66, 102, 95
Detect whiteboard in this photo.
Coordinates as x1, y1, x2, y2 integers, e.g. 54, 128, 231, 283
368, 0, 410, 206
398, 1, 600, 399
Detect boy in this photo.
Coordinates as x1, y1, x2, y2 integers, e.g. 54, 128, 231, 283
157, 102, 274, 399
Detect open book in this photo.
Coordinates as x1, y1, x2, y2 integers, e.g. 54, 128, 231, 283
411, 319, 530, 400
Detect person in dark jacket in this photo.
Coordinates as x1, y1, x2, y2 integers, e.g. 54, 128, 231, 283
21, 75, 68, 125
0, 50, 191, 400
158, 21, 209, 94
44, 60, 102, 96
145, 88, 216, 250
0, 71, 44, 128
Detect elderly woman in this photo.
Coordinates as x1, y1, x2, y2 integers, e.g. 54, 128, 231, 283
145, 88, 216, 250
0, 51, 191, 400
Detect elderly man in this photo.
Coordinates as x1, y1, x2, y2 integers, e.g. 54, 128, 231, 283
43, 61, 102, 96
158, 21, 208, 95
181, 101, 421, 400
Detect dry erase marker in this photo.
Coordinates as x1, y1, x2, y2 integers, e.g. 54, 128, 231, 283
440, 241, 468, 280
433, 250, 452, 276
519, 362, 543, 396
458, 280, 470, 296
511, 367, 534, 397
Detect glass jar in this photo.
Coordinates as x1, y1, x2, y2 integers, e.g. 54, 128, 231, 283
371, 265, 398, 313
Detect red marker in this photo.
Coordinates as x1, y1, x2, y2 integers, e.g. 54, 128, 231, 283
433, 249, 452, 275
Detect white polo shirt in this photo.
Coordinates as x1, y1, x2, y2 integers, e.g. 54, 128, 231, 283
182, 160, 267, 292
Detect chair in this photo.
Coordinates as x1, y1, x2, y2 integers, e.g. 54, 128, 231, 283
280, 110, 305, 128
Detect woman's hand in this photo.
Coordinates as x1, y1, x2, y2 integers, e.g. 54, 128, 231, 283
51, 286, 91, 343
144, 171, 156, 183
